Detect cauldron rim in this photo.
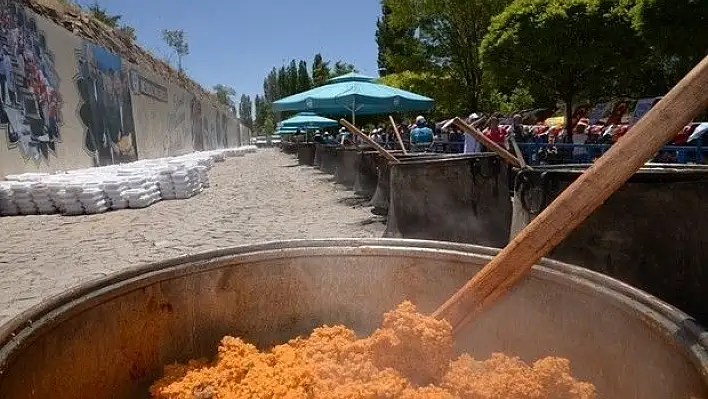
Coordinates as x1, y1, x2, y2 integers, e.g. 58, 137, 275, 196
1, 238, 707, 387
390, 152, 500, 166
513, 163, 708, 183
516, 163, 708, 174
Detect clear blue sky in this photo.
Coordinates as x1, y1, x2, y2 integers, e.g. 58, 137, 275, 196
77, 0, 382, 100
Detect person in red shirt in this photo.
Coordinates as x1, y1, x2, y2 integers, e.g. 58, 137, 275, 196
483, 116, 506, 147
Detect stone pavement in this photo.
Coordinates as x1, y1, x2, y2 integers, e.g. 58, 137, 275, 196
0, 148, 385, 325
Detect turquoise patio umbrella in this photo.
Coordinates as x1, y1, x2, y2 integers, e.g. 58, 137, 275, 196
272, 73, 434, 124
280, 112, 339, 129
275, 126, 299, 135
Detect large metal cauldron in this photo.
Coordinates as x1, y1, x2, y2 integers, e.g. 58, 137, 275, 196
511, 164, 708, 326
0, 239, 706, 399
316, 145, 339, 174
353, 151, 383, 198
297, 143, 316, 166
334, 148, 359, 188
0, 239, 708, 399
281, 140, 298, 155
370, 153, 481, 214
385, 154, 511, 247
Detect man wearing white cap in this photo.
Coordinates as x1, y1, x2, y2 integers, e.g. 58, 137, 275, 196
463, 113, 482, 154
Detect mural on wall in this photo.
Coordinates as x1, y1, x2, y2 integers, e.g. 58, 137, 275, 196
75, 41, 137, 166
0, 2, 63, 163
190, 97, 203, 151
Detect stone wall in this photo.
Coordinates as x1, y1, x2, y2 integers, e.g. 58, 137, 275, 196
0, 2, 249, 176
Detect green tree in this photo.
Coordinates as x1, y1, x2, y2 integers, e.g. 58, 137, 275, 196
87, 2, 136, 42
213, 84, 236, 112
384, 0, 512, 111
254, 95, 268, 131
485, 86, 536, 115
239, 94, 254, 129
631, 0, 708, 87
380, 70, 464, 118
332, 61, 357, 77
312, 53, 330, 87
297, 60, 312, 92
482, 0, 641, 134
87, 1, 121, 27
375, 4, 426, 76
375, 4, 396, 76
277, 66, 288, 99
263, 114, 276, 136
263, 68, 279, 103
287, 59, 299, 96
162, 29, 189, 72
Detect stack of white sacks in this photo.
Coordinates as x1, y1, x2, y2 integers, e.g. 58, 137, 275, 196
0, 146, 256, 217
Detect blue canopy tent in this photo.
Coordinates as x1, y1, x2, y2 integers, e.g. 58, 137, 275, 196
275, 126, 299, 135
272, 73, 434, 124
280, 112, 339, 129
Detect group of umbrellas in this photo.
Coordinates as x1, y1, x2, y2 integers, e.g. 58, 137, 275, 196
273, 73, 434, 135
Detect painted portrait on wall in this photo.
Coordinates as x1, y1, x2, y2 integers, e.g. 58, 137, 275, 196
75, 41, 138, 166
0, 1, 63, 163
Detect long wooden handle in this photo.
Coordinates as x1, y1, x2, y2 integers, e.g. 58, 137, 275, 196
389, 116, 408, 154
340, 119, 400, 164
434, 54, 708, 333
508, 135, 529, 169
453, 118, 522, 168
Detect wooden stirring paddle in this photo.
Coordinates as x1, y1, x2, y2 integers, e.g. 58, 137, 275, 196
434, 54, 708, 333
340, 119, 400, 163
452, 117, 522, 168
389, 116, 409, 155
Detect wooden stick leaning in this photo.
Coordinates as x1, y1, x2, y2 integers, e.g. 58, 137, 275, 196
389, 116, 409, 154
434, 54, 708, 333
452, 118, 522, 168
508, 135, 529, 169
340, 119, 400, 164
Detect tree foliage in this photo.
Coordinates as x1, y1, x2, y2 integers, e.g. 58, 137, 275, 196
631, 0, 708, 85
379, 70, 465, 118
481, 0, 641, 132
297, 61, 312, 92
383, 0, 512, 111
253, 55, 358, 132
87, 2, 136, 42
332, 61, 358, 77
376, 4, 415, 76
239, 94, 254, 129
287, 60, 298, 97
87, 2, 121, 27
312, 54, 330, 87
485, 86, 536, 115
254, 95, 268, 130
162, 29, 189, 72
213, 84, 236, 111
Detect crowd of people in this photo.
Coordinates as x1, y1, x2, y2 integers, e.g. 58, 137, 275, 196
282, 109, 708, 165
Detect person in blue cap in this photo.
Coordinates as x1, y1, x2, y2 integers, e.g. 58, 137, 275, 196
410, 115, 433, 152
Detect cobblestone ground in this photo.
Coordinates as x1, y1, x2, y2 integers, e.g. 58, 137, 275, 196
0, 148, 385, 326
